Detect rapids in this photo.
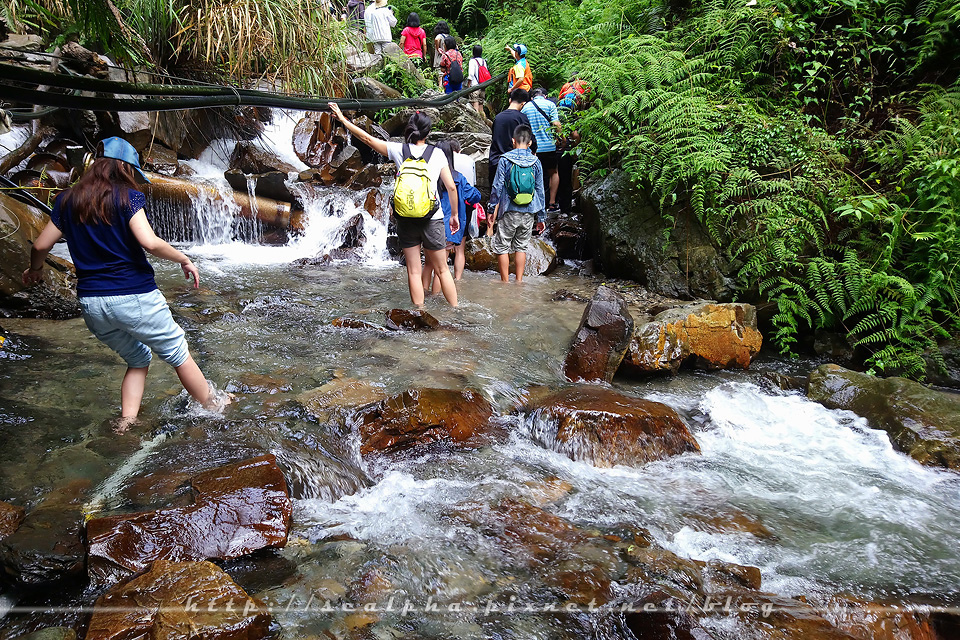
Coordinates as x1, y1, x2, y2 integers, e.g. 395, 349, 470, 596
1, 113, 958, 638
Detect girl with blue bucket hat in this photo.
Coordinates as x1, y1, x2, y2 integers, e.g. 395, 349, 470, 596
23, 137, 229, 425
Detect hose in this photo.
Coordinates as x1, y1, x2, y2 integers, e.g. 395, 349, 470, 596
0, 61, 506, 116
0, 175, 53, 215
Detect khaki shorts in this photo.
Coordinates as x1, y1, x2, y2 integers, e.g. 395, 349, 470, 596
492, 210, 536, 255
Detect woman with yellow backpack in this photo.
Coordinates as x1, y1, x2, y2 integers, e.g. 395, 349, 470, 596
328, 103, 460, 308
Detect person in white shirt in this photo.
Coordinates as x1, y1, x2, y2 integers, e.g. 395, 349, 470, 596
364, 0, 397, 54
466, 44, 488, 115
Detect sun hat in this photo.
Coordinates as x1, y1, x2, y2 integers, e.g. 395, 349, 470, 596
513, 43, 527, 57
375, 0, 388, 6
98, 137, 150, 184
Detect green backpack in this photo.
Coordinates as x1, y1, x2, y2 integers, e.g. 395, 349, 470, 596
507, 162, 536, 206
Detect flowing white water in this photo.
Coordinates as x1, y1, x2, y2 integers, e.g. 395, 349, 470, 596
177, 109, 392, 267
299, 382, 960, 601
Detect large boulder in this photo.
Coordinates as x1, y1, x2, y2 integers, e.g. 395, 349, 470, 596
619, 301, 762, 376
580, 169, 732, 300
358, 388, 495, 455
351, 76, 402, 101
563, 285, 634, 383
86, 455, 292, 586
229, 140, 298, 175
807, 364, 960, 470
85, 560, 271, 640
523, 386, 700, 467
463, 236, 558, 276
0, 194, 80, 319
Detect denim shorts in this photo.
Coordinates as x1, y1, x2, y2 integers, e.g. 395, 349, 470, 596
80, 289, 189, 369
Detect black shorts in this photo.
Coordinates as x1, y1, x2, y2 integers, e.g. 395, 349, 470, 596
396, 215, 446, 251
537, 150, 558, 172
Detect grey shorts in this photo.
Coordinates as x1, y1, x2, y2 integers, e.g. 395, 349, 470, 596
396, 216, 446, 251
492, 210, 536, 255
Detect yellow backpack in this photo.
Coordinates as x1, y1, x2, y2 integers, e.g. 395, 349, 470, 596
393, 143, 439, 219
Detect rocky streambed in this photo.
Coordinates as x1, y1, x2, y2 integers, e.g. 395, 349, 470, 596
1, 257, 959, 639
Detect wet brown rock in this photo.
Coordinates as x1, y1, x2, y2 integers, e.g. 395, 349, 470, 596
823, 595, 940, 640
350, 76, 402, 101
230, 140, 298, 175
620, 302, 763, 376
624, 546, 705, 599
0, 194, 80, 319
385, 308, 440, 331
86, 560, 271, 640
623, 594, 709, 640
61, 41, 109, 78
680, 507, 775, 540
0, 501, 25, 539
0, 490, 86, 586
524, 386, 700, 468
358, 388, 494, 455
808, 364, 960, 470
294, 112, 344, 168
121, 472, 192, 509
523, 477, 574, 507
563, 285, 634, 383
141, 143, 179, 175
332, 317, 387, 331
86, 455, 292, 587
701, 559, 762, 591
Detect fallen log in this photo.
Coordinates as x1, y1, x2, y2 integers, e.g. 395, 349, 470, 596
142, 171, 295, 230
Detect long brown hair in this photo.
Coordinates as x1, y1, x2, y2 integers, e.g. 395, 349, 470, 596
62, 157, 139, 225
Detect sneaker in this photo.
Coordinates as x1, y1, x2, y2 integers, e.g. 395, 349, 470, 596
546, 202, 560, 213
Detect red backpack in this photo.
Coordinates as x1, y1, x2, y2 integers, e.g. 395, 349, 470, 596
476, 58, 491, 83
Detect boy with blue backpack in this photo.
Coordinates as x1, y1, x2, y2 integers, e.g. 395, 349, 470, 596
486, 124, 545, 283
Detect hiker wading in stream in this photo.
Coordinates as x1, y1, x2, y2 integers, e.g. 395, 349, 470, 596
21, 137, 228, 425
328, 103, 460, 307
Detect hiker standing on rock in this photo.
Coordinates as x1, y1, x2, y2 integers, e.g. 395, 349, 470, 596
399, 12, 427, 64
439, 36, 464, 94
364, 0, 396, 54
328, 104, 460, 308
22, 137, 228, 423
506, 43, 533, 95
432, 21, 451, 80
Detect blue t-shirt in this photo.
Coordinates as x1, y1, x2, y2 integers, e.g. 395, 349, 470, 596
51, 188, 157, 298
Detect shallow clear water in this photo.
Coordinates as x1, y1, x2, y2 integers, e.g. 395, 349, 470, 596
2, 113, 959, 638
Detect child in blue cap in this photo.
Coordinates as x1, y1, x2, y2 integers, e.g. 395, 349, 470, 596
23, 137, 228, 425
506, 43, 533, 95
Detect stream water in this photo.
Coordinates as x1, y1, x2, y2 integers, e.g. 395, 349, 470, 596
1, 114, 959, 639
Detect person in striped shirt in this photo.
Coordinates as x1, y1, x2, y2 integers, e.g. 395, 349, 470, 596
521, 87, 562, 212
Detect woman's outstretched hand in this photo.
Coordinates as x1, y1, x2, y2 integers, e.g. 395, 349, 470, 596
181, 260, 200, 289
328, 102, 345, 123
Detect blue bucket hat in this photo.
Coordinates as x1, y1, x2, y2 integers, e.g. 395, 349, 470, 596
513, 43, 527, 57
98, 136, 150, 183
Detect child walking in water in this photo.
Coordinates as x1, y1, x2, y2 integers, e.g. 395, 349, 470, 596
22, 137, 227, 421
328, 103, 460, 307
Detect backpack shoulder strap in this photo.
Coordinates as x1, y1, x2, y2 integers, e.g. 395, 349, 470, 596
401, 142, 411, 161
530, 98, 552, 122
422, 145, 435, 163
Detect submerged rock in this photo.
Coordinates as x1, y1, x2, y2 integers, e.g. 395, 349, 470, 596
524, 386, 700, 467
85, 560, 271, 640
14, 628, 78, 640
619, 301, 762, 376
385, 308, 440, 331
0, 194, 80, 319
807, 364, 960, 470
0, 494, 85, 586
0, 500, 25, 539
298, 377, 388, 423
86, 455, 292, 586
358, 388, 495, 455
563, 285, 634, 383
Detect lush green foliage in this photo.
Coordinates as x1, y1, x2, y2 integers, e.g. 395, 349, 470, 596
7, 0, 359, 94
481, 0, 959, 377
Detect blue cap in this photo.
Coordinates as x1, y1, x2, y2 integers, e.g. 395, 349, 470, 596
98, 136, 150, 183
513, 43, 527, 57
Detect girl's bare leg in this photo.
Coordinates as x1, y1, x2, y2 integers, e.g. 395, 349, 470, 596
403, 246, 427, 306
425, 248, 458, 307
120, 366, 149, 418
